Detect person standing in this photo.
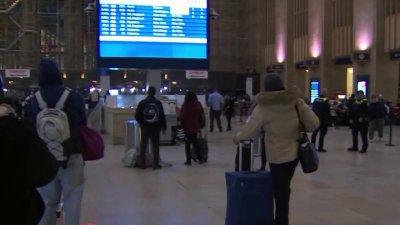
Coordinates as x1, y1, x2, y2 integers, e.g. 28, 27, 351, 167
311, 88, 331, 152
223, 96, 235, 131
348, 90, 369, 153
368, 94, 387, 142
208, 88, 224, 132
25, 58, 87, 225
134, 86, 166, 170
178, 91, 205, 165
234, 74, 319, 225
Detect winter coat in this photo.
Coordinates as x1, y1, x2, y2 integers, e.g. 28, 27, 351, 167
312, 96, 332, 126
223, 99, 235, 117
135, 95, 167, 130
179, 100, 203, 134
0, 113, 57, 225
235, 88, 319, 164
368, 102, 387, 121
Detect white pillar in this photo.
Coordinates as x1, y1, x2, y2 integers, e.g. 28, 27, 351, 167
146, 70, 161, 98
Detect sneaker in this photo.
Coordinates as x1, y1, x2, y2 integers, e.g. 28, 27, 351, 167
347, 147, 358, 152
360, 149, 367, 153
318, 149, 327, 153
184, 161, 191, 166
152, 165, 162, 170
198, 159, 205, 164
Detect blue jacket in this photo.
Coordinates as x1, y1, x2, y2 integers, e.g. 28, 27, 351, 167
25, 59, 87, 156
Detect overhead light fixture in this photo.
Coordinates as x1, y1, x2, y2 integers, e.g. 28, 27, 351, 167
81, 73, 85, 79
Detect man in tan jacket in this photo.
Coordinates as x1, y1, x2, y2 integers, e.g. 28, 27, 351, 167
234, 74, 319, 225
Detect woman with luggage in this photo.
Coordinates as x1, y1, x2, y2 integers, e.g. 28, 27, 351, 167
234, 74, 319, 225
179, 91, 205, 165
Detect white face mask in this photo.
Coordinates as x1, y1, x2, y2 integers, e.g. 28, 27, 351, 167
0, 104, 16, 117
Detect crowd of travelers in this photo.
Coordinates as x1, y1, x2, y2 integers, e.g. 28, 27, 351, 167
1, 58, 400, 225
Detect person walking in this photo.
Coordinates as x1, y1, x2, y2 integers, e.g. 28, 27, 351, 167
234, 74, 319, 225
178, 91, 205, 165
348, 90, 369, 153
368, 94, 387, 142
311, 88, 331, 152
223, 96, 235, 131
134, 86, 166, 170
25, 58, 87, 225
208, 88, 224, 132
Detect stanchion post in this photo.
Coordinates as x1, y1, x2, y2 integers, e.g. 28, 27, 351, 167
386, 112, 395, 147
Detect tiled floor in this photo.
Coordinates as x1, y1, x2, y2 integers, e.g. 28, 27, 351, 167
80, 122, 400, 225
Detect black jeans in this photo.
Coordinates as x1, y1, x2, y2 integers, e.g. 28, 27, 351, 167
311, 125, 328, 150
185, 133, 202, 163
209, 109, 222, 132
352, 123, 369, 150
269, 160, 299, 225
226, 115, 233, 130
139, 127, 161, 166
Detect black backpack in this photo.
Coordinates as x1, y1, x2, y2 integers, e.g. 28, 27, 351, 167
143, 102, 161, 123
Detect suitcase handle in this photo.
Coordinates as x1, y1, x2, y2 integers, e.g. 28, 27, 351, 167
238, 140, 254, 172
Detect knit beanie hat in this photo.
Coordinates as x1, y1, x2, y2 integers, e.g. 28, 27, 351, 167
263, 74, 284, 92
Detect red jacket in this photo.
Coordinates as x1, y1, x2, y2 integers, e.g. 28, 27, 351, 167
179, 100, 202, 134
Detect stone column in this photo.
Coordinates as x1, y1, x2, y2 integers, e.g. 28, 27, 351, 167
353, 0, 376, 97
146, 70, 161, 99
308, 0, 333, 95
63, 0, 83, 70
275, 0, 294, 87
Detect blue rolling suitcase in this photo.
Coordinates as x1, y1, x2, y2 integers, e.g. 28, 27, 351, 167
225, 140, 274, 225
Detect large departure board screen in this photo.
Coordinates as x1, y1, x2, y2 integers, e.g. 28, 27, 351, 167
97, 0, 209, 69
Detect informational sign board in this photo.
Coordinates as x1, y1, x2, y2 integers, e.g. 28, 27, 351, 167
185, 70, 208, 79
97, 0, 209, 69
5, 69, 30, 78
310, 79, 320, 103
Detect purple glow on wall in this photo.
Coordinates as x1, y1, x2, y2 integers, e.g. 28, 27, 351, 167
276, 40, 285, 63
356, 32, 372, 51
310, 40, 321, 58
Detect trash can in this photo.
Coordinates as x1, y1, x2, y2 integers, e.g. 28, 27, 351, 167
125, 120, 141, 152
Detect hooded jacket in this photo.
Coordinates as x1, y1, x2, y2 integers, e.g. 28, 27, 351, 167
235, 88, 319, 164
25, 59, 87, 157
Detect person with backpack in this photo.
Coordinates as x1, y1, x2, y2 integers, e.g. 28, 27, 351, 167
25, 58, 87, 225
178, 91, 206, 165
134, 86, 166, 170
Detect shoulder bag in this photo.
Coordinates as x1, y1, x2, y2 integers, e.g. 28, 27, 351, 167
295, 104, 319, 173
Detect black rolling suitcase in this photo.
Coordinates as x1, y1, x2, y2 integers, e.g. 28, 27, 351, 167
225, 140, 274, 225
191, 132, 208, 162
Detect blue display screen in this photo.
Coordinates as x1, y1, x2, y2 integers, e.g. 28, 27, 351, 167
98, 0, 208, 59
310, 80, 320, 103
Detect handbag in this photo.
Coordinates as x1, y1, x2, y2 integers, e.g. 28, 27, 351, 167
295, 105, 319, 173
80, 125, 105, 161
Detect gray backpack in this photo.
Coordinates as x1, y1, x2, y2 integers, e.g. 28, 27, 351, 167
35, 89, 71, 161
